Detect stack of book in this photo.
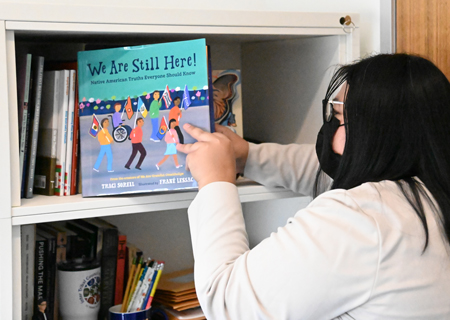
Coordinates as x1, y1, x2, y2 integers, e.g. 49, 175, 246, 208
16, 50, 81, 198
153, 268, 205, 319
20, 218, 147, 320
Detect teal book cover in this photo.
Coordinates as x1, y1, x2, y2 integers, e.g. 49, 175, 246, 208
77, 39, 212, 197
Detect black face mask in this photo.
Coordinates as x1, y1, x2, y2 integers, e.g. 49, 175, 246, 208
315, 116, 342, 179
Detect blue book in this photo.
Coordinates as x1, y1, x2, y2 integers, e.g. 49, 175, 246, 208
77, 39, 213, 197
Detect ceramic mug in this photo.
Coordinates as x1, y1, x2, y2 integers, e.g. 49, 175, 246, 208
109, 304, 152, 320
58, 260, 101, 320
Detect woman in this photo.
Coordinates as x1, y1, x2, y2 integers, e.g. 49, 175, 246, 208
176, 54, 450, 319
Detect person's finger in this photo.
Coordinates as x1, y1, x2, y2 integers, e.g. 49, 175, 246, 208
182, 123, 215, 142
215, 124, 235, 138
176, 142, 199, 154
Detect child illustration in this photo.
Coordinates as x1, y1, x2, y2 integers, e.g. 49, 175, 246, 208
93, 118, 114, 172
112, 102, 123, 128
125, 117, 147, 170
149, 90, 162, 141
156, 119, 183, 169
168, 96, 184, 144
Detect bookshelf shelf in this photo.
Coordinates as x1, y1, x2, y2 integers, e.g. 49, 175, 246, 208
12, 184, 300, 226
0, 3, 360, 319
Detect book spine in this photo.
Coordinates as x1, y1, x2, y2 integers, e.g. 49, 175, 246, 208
20, 111, 31, 198
21, 225, 36, 320
46, 236, 56, 320
25, 56, 45, 198
70, 75, 80, 195
18, 53, 33, 185
114, 234, 127, 305
64, 70, 76, 195
34, 237, 48, 318
98, 228, 119, 320
55, 70, 69, 196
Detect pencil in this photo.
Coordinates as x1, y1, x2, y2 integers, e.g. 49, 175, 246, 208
127, 260, 150, 312
145, 261, 165, 309
126, 257, 144, 311
120, 257, 137, 312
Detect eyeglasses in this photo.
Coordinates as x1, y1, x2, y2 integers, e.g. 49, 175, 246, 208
323, 99, 344, 122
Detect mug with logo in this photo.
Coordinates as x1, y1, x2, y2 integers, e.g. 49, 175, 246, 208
58, 260, 101, 320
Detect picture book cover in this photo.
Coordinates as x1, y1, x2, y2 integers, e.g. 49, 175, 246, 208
212, 69, 243, 137
77, 39, 213, 197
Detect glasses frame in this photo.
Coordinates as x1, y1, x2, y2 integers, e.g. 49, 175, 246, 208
322, 99, 344, 123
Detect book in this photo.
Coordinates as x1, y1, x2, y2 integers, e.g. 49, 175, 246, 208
153, 306, 206, 320
34, 71, 60, 196
77, 38, 213, 197
25, 56, 45, 198
65, 220, 97, 261
154, 268, 200, 311
48, 221, 84, 261
65, 69, 76, 195
34, 230, 56, 320
33, 234, 49, 319
16, 53, 33, 198
71, 68, 80, 195
54, 70, 70, 196
212, 69, 243, 137
114, 234, 127, 305
38, 224, 68, 320
46, 61, 81, 195
36, 229, 57, 320
77, 218, 119, 320
21, 225, 36, 320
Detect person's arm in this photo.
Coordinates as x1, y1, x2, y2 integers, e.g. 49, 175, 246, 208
216, 124, 328, 196
188, 183, 380, 319
245, 143, 322, 196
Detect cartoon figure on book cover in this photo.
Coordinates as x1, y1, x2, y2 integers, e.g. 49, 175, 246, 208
125, 117, 147, 170
32, 298, 47, 320
169, 96, 184, 144
111, 102, 132, 142
149, 90, 162, 141
92, 117, 114, 173
156, 118, 183, 170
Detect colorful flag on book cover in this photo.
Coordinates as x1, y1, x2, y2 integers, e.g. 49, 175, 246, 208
138, 97, 148, 118
162, 85, 172, 108
89, 114, 100, 137
182, 84, 191, 110
125, 96, 134, 119
156, 116, 168, 140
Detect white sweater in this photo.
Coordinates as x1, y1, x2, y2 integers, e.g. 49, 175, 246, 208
187, 143, 450, 319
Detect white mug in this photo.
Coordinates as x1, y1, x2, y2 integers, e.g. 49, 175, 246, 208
58, 260, 101, 320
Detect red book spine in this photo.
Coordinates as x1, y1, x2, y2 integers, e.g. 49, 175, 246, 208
70, 83, 79, 195
114, 234, 127, 305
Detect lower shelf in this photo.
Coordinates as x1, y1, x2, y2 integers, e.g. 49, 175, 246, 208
12, 183, 301, 225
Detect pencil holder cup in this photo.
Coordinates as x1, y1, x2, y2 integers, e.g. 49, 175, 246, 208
109, 304, 151, 320
57, 260, 101, 320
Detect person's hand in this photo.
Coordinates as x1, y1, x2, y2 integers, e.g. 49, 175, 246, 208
176, 124, 236, 189
215, 124, 249, 175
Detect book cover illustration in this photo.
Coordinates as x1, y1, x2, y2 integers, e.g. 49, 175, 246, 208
212, 69, 243, 137
78, 39, 212, 197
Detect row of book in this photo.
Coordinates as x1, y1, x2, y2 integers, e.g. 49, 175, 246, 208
16, 51, 81, 199
20, 218, 144, 320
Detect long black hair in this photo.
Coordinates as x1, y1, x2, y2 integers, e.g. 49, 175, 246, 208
314, 53, 450, 250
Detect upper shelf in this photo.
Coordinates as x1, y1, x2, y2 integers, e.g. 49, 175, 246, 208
0, 3, 359, 31
11, 183, 304, 226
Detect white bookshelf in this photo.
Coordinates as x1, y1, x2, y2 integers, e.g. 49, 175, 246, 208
0, 3, 359, 319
